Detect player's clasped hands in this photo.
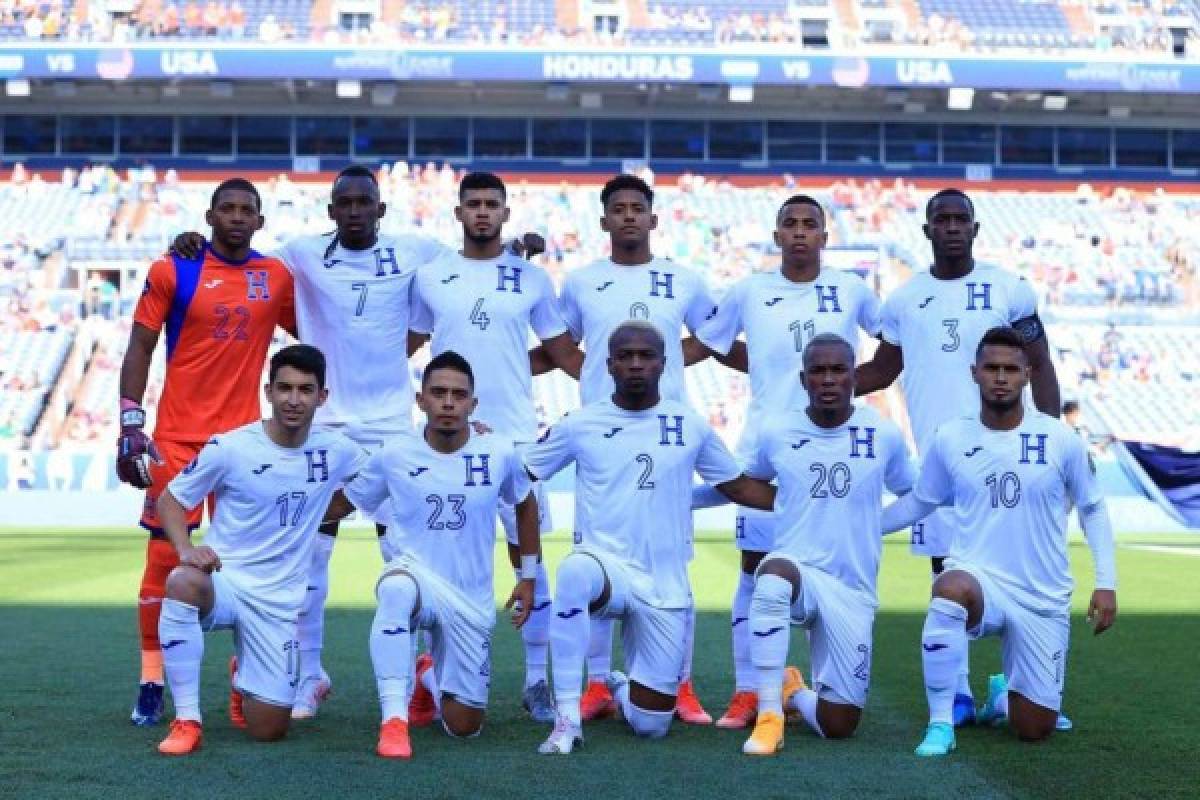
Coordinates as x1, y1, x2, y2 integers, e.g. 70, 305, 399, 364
179, 544, 222, 573
1087, 589, 1117, 635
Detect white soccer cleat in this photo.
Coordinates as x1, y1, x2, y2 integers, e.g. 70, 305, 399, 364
538, 714, 583, 755
291, 669, 332, 720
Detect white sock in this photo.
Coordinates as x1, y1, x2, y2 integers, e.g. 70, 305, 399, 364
159, 597, 204, 722
956, 650, 972, 698
586, 617, 614, 681
550, 554, 605, 727
371, 573, 417, 722
922, 597, 968, 725
421, 660, 441, 713
298, 533, 335, 682
680, 603, 696, 682
790, 687, 825, 738
749, 573, 792, 715
519, 560, 551, 688
732, 570, 755, 691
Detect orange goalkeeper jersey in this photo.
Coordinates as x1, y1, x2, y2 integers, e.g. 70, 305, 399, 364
133, 246, 296, 444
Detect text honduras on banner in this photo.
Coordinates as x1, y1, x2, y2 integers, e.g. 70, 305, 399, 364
1116, 442, 1200, 529
0, 45, 1196, 93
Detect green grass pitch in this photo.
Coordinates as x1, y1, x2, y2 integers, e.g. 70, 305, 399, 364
3, 529, 1198, 799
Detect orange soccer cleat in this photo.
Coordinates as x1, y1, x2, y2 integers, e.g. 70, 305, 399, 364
157, 719, 203, 756
580, 679, 616, 721
675, 679, 713, 725
229, 656, 246, 729
408, 654, 437, 728
376, 718, 412, 759
715, 690, 759, 729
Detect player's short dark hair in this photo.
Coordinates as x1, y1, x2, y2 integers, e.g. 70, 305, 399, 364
777, 194, 825, 225
608, 319, 665, 356
601, 174, 654, 208
1062, 400, 1080, 415
802, 333, 855, 369
423, 350, 475, 389
270, 344, 326, 389
459, 171, 507, 199
211, 178, 261, 212
925, 187, 975, 221
332, 165, 379, 197
975, 326, 1028, 360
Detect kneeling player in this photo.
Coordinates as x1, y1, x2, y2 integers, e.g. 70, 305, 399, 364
728, 334, 916, 753
881, 327, 1117, 756
331, 351, 542, 759
154, 345, 363, 755
527, 321, 775, 754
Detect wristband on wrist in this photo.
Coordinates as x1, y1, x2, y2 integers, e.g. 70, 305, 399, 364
119, 397, 146, 429
519, 554, 538, 580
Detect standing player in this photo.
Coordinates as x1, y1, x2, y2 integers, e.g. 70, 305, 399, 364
879, 327, 1117, 756
689, 194, 881, 729
528, 321, 777, 755
537, 173, 721, 724
854, 188, 1061, 726
119, 178, 295, 726
328, 351, 542, 759
171, 166, 543, 719
723, 334, 915, 754
410, 171, 580, 723
153, 345, 364, 755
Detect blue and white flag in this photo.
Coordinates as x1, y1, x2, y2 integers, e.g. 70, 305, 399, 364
1116, 443, 1200, 529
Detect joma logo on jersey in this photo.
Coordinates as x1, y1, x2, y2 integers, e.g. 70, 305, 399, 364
496, 264, 522, 293
463, 454, 492, 486
442, 274, 460, 284
658, 415, 685, 446
595, 280, 614, 292
603, 427, 623, 438
244, 270, 270, 301
848, 426, 876, 459
649, 270, 674, 299
305, 449, 329, 483
374, 247, 400, 277
764, 297, 784, 307
1019, 433, 1048, 465
814, 285, 842, 313
966, 282, 993, 311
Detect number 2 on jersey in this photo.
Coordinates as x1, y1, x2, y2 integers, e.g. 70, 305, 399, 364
635, 453, 656, 490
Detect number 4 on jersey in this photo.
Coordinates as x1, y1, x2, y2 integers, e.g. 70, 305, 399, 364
470, 298, 490, 331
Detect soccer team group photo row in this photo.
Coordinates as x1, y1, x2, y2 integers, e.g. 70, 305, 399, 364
115, 168, 1116, 761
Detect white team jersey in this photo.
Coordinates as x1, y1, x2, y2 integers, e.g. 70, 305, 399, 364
526, 399, 742, 608
880, 264, 1038, 450
412, 251, 566, 441
559, 258, 716, 405
745, 405, 915, 603
698, 267, 881, 445
275, 233, 448, 432
167, 422, 365, 617
344, 430, 531, 619
913, 411, 1102, 612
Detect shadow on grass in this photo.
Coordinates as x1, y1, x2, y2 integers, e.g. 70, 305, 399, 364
4, 607, 1197, 799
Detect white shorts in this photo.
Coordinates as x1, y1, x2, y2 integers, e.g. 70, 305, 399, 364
950, 560, 1069, 713
499, 479, 552, 547
201, 571, 299, 708
377, 557, 494, 709
328, 422, 413, 529
579, 548, 688, 698
735, 506, 778, 554
909, 507, 956, 558
763, 554, 875, 708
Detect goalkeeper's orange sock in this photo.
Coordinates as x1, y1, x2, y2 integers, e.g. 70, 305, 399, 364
138, 538, 179, 684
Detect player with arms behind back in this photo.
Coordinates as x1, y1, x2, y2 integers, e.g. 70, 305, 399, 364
542, 173, 720, 724
119, 178, 295, 726
880, 327, 1117, 757
153, 345, 364, 755
528, 321, 776, 755
689, 195, 882, 730
855, 188, 1062, 727
326, 351, 541, 759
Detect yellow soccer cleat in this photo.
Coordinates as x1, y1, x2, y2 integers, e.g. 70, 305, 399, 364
782, 666, 808, 717
742, 711, 785, 756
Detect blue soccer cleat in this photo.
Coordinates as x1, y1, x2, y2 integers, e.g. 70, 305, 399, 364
131, 682, 165, 726
915, 722, 957, 757
952, 692, 977, 727
976, 673, 1009, 728
1055, 711, 1074, 732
